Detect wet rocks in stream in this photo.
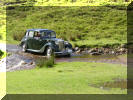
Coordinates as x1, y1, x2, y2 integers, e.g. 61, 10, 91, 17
74, 46, 127, 55
6, 53, 35, 72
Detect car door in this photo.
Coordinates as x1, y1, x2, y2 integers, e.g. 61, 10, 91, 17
32, 31, 49, 50
31, 31, 42, 50
28, 31, 51, 50
26, 30, 34, 49
27, 31, 44, 50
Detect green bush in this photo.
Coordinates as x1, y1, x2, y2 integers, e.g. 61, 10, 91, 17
0, 50, 4, 58
36, 56, 55, 68
0, 35, 2, 40
13, 32, 25, 41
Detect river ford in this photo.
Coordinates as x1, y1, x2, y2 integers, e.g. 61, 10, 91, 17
5, 44, 128, 72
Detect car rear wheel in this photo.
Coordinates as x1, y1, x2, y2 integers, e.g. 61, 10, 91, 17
22, 43, 27, 52
67, 54, 71, 57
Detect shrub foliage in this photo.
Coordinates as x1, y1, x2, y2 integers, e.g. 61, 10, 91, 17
36, 56, 55, 68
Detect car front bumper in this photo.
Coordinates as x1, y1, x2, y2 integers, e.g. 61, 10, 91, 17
54, 49, 73, 56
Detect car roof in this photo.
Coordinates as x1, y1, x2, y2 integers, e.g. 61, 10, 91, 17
27, 29, 52, 32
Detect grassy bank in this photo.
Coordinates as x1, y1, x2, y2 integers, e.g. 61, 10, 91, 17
6, 6, 127, 48
7, 62, 127, 94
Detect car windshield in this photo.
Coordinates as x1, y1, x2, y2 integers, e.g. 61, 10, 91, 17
41, 31, 56, 38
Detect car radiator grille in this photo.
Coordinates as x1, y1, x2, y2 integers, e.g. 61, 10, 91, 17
58, 41, 64, 51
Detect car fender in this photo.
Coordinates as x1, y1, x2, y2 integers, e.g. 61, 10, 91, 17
40, 42, 54, 53
19, 41, 26, 47
19, 37, 27, 46
65, 42, 72, 49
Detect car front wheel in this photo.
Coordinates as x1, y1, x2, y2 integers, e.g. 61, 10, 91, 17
46, 47, 54, 57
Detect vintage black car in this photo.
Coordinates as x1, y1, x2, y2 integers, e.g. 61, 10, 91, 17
20, 29, 73, 56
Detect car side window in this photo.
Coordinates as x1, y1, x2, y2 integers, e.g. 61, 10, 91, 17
28, 31, 34, 37
47, 33, 50, 38
50, 31, 56, 38
41, 31, 49, 38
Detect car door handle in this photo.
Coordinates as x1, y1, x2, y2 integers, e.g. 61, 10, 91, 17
47, 40, 50, 42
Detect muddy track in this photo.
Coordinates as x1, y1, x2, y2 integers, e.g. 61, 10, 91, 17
6, 44, 127, 72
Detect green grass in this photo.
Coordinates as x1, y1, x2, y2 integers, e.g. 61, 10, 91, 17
7, 62, 127, 94
6, 6, 127, 47
0, 0, 132, 45
127, 9, 133, 43
0, 72, 6, 100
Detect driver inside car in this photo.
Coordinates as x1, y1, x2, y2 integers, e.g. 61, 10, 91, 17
34, 32, 41, 39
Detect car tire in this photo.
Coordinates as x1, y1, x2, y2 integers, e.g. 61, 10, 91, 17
46, 46, 54, 57
66, 54, 71, 57
22, 43, 27, 52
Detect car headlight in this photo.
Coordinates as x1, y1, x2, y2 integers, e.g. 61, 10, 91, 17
55, 41, 59, 45
65, 41, 69, 44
